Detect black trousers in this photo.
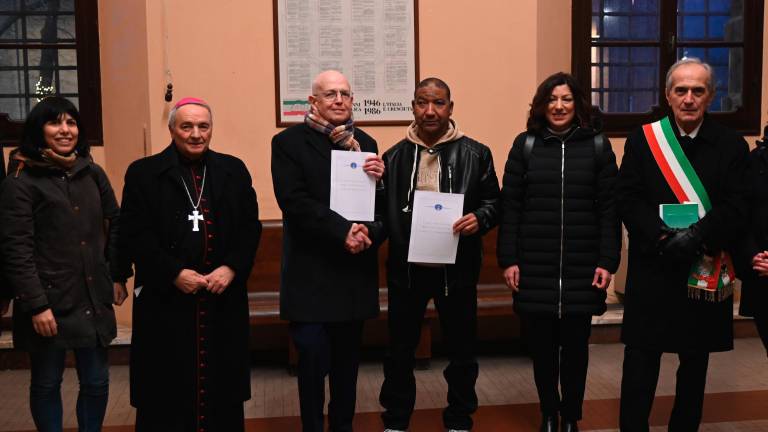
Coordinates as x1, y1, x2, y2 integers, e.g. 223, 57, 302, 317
135, 401, 244, 432
522, 314, 592, 421
380, 265, 479, 431
290, 321, 363, 432
754, 312, 768, 356
619, 345, 709, 432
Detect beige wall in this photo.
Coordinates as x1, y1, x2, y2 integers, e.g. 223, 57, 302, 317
96, 1, 768, 323
98, 0, 581, 221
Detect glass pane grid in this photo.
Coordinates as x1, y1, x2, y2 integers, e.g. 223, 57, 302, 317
591, 0, 660, 41
677, 0, 743, 41
0, 46, 77, 120
590, 46, 659, 113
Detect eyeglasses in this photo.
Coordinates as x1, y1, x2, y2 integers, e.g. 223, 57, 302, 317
316, 90, 353, 102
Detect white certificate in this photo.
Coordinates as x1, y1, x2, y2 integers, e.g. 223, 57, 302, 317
330, 150, 376, 222
407, 191, 465, 264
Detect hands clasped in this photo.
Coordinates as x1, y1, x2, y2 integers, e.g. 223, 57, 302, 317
174, 265, 236, 294
753, 251, 768, 277
345, 223, 372, 254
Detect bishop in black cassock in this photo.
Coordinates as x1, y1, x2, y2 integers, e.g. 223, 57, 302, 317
119, 98, 261, 432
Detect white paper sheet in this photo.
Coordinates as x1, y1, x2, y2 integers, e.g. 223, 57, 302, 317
330, 150, 376, 221
407, 191, 464, 264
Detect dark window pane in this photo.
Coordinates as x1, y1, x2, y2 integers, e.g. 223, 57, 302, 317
57, 48, 76, 66
709, 0, 733, 12
607, 66, 630, 88
605, 92, 630, 112
634, 0, 659, 12
605, 47, 629, 63
0, 0, 20, 11
630, 47, 656, 63
0, 48, 22, 67
605, 0, 632, 12
708, 15, 727, 39
0, 70, 23, 94
0, 18, 21, 39
630, 16, 658, 39
680, 0, 706, 12
25, 0, 75, 12
58, 68, 76, 93
603, 15, 630, 39
592, 0, 600, 13
706, 47, 729, 65
631, 66, 657, 88
629, 91, 655, 112
679, 47, 706, 59
679, 15, 706, 40
0, 97, 24, 120
56, 14, 75, 41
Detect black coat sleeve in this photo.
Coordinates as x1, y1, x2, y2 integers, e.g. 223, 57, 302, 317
119, 162, 184, 289
90, 163, 133, 283
472, 145, 501, 236
497, 133, 527, 268
595, 134, 621, 272
220, 159, 262, 282
695, 135, 750, 253
0, 178, 48, 312
616, 129, 665, 254
270, 133, 352, 247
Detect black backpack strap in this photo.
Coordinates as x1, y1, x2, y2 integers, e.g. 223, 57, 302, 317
594, 133, 604, 157
523, 133, 536, 169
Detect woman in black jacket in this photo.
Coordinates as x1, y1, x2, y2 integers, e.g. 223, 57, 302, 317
497, 73, 620, 432
0, 97, 127, 431
737, 125, 768, 353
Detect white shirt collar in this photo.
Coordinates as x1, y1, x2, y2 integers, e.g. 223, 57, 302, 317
675, 120, 703, 139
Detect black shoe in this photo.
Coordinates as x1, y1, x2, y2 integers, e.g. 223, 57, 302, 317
560, 419, 578, 432
540, 415, 558, 432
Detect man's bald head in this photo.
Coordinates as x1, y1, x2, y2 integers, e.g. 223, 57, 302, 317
311, 70, 350, 95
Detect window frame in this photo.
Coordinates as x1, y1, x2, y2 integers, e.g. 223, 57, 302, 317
572, 0, 764, 137
0, 0, 102, 147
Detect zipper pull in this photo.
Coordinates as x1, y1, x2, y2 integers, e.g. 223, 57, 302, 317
448, 165, 453, 194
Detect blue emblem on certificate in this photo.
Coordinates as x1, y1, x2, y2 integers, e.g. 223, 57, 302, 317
434, 204, 443, 211
350, 162, 358, 169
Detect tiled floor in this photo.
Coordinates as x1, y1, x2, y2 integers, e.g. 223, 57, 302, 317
0, 338, 766, 431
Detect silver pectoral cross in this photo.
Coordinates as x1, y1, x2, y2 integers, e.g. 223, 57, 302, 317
188, 209, 204, 232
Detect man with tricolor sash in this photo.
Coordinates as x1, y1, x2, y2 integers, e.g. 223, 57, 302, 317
616, 58, 750, 430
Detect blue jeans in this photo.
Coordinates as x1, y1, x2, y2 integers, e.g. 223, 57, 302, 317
29, 347, 110, 432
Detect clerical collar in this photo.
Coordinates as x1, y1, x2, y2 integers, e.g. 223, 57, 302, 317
173, 144, 208, 167
675, 120, 702, 139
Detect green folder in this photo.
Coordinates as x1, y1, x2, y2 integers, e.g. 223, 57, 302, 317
659, 203, 699, 228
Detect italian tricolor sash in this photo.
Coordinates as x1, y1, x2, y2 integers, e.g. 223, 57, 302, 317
642, 116, 734, 302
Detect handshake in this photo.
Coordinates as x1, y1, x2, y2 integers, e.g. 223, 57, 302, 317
345, 223, 372, 254
657, 223, 705, 261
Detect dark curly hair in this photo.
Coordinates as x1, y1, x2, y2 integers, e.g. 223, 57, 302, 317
527, 72, 591, 133
19, 96, 89, 160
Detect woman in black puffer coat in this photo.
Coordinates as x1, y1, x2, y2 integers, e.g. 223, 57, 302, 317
497, 72, 620, 432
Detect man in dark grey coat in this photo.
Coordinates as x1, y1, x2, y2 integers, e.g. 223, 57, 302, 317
617, 58, 750, 431
271, 70, 385, 432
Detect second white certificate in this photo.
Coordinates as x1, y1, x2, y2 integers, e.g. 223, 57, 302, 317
330, 150, 376, 222
407, 190, 465, 264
